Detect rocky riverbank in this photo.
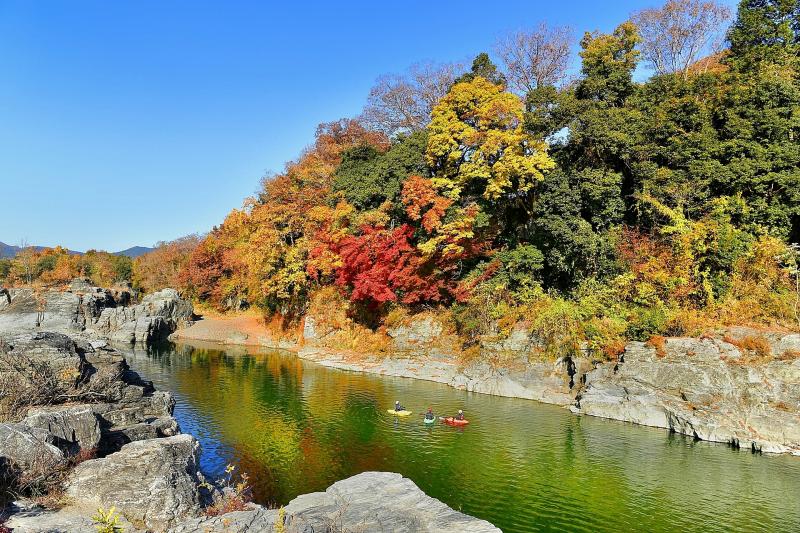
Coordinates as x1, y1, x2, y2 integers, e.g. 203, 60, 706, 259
0, 282, 500, 532
174, 313, 800, 456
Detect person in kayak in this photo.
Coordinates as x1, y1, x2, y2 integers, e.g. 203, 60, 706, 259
394, 400, 406, 412
454, 409, 465, 421
424, 407, 435, 421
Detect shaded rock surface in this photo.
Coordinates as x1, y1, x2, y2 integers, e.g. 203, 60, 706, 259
0, 423, 65, 471
23, 405, 101, 455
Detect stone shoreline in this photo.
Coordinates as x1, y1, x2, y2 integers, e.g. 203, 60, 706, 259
173, 315, 800, 456
0, 282, 500, 532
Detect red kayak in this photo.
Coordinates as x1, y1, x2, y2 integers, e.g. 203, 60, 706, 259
440, 416, 469, 426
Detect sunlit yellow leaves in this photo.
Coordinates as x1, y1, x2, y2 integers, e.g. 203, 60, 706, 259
417, 204, 483, 259
425, 76, 555, 201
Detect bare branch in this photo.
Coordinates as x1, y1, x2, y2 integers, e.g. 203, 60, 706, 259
631, 0, 732, 78
496, 23, 575, 94
361, 62, 463, 137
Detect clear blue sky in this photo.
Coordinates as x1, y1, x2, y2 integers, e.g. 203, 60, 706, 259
0, 0, 737, 252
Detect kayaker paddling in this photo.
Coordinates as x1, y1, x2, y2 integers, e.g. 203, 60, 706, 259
424, 407, 435, 423
387, 401, 412, 416
439, 409, 469, 426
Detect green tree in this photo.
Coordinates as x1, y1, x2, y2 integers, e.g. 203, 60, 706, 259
332, 131, 428, 212
0, 259, 11, 283
454, 53, 507, 86
727, 0, 800, 71
576, 22, 641, 106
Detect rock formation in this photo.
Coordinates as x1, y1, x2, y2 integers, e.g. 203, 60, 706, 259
0, 280, 193, 344
0, 284, 500, 532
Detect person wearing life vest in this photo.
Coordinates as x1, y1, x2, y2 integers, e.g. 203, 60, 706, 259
394, 400, 405, 412
455, 409, 465, 421
424, 407, 435, 421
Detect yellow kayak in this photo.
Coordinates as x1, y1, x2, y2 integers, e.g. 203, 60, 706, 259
387, 409, 413, 416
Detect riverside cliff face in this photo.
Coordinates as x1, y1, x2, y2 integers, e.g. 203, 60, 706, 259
0, 283, 500, 533
175, 312, 800, 456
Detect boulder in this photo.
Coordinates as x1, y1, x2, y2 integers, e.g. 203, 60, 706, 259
65, 434, 204, 531
0, 423, 65, 471
0, 332, 87, 409
174, 472, 500, 533
94, 288, 193, 344
23, 405, 101, 455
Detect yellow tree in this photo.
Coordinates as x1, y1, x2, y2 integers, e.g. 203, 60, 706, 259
425, 76, 555, 202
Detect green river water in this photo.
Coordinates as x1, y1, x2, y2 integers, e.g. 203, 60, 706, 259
123, 341, 800, 533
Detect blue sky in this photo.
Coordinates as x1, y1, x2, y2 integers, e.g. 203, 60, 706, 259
0, 0, 737, 252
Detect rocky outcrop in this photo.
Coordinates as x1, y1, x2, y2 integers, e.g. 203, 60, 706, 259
0, 331, 179, 455
574, 336, 800, 454
23, 405, 102, 455
0, 281, 193, 344
65, 435, 204, 531
387, 315, 446, 352
94, 288, 194, 345
173, 472, 500, 533
7, 471, 500, 533
0, 423, 65, 472
1, 323, 500, 532
298, 345, 585, 407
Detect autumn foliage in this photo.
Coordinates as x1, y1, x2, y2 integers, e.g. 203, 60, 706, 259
333, 224, 449, 307
114, 3, 800, 362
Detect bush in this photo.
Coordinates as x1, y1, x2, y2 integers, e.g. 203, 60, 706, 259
204, 464, 252, 517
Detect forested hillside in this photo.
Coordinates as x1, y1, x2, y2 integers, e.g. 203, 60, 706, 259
82, 1, 800, 357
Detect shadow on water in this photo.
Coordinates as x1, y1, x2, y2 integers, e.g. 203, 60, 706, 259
123, 341, 800, 533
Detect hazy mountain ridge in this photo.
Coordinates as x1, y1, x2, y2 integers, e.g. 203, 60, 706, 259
0, 242, 153, 259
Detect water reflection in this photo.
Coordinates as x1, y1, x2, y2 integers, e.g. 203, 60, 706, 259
122, 341, 800, 533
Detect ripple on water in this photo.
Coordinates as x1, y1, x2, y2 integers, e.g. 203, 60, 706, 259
122, 343, 800, 533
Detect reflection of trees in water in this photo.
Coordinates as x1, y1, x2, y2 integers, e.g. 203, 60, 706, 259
129, 342, 800, 532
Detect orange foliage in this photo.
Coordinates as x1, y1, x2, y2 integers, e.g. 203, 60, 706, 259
181, 119, 386, 312
723, 334, 772, 358
646, 335, 667, 358
134, 236, 200, 293
401, 175, 452, 232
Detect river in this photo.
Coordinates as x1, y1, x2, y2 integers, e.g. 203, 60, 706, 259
122, 341, 800, 533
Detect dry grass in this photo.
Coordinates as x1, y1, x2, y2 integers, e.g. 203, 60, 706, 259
723, 335, 772, 358
721, 334, 780, 366
204, 464, 253, 517
646, 335, 668, 358
777, 349, 800, 361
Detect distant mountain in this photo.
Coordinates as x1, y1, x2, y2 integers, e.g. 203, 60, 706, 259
0, 242, 18, 259
0, 241, 153, 259
0, 242, 79, 258
113, 246, 154, 258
